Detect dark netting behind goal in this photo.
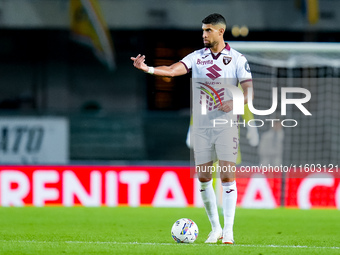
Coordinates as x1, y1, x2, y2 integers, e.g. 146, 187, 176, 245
230, 42, 340, 166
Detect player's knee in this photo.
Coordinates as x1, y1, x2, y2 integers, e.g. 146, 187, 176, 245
199, 177, 212, 183
221, 177, 235, 183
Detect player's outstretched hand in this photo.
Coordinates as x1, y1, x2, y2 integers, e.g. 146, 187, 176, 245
131, 54, 148, 72
218, 100, 233, 113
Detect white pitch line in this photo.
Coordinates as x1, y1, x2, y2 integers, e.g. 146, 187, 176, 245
0, 240, 339, 250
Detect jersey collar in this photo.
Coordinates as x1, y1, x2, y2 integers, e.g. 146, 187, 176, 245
205, 43, 231, 60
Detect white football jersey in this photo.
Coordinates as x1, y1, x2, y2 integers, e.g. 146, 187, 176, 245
180, 43, 252, 128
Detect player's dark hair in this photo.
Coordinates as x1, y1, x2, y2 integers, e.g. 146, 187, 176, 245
202, 13, 226, 27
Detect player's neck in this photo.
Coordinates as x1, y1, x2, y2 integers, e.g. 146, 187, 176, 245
210, 41, 226, 53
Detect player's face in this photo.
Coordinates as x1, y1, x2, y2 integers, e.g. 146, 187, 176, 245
202, 24, 220, 48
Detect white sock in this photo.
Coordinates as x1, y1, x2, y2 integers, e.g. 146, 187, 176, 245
222, 181, 237, 234
199, 180, 221, 232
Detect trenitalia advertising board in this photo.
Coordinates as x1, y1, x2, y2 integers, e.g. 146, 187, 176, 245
0, 166, 339, 209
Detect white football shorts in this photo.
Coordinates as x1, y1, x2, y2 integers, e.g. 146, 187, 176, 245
193, 126, 239, 165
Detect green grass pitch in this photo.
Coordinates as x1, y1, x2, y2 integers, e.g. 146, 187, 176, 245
0, 207, 339, 254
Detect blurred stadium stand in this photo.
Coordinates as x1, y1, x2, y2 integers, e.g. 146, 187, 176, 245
0, 0, 340, 163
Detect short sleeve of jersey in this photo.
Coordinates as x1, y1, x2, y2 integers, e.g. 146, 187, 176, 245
236, 55, 252, 83
180, 51, 196, 73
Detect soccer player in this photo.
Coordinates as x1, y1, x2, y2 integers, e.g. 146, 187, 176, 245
131, 13, 253, 244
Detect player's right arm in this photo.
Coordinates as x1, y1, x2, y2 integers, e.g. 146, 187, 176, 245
130, 54, 188, 77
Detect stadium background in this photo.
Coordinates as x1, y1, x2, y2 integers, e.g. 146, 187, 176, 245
0, 0, 339, 209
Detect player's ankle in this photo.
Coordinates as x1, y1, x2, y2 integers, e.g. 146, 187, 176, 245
212, 226, 222, 232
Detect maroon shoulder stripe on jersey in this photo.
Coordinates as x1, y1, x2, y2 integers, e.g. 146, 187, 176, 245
240, 79, 253, 84
180, 61, 190, 73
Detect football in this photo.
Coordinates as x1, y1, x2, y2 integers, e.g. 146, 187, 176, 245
171, 218, 199, 243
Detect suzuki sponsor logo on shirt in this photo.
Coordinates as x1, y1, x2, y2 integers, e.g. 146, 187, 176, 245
206, 64, 222, 80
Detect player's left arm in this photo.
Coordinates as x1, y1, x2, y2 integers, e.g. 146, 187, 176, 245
240, 80, 259, 146
240, 80, 254, 105
218, 55, 254, 113
217, 80, 253, 113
